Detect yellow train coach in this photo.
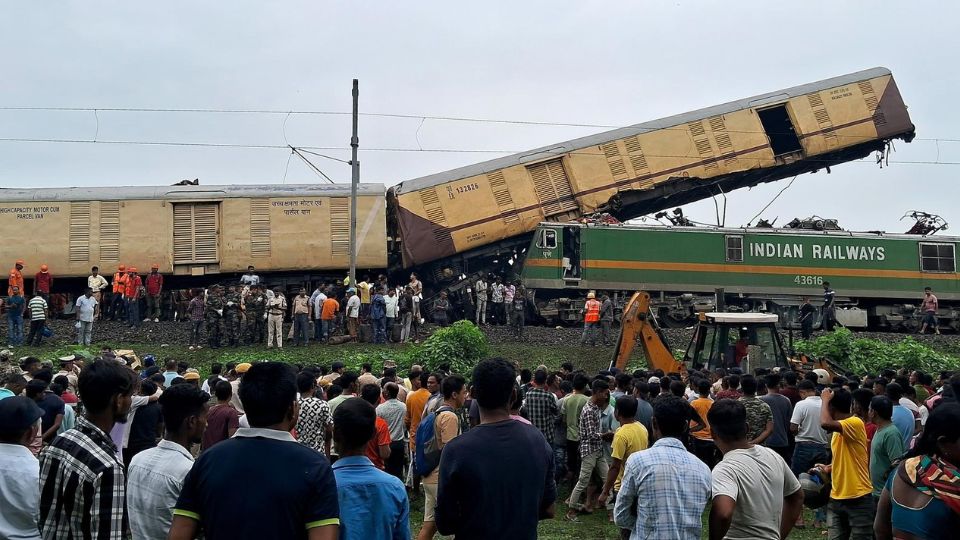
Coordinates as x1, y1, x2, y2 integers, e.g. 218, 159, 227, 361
0, 184, 387, 279
388, 67, 914, 273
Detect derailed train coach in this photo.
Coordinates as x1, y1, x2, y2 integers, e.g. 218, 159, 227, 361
388, 67, 914, 281
522, 222, 960, 332
0, 184, 387, 282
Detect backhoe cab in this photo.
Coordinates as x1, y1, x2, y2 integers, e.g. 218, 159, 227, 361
610, 292, 790, 374
682, 313, 790, 373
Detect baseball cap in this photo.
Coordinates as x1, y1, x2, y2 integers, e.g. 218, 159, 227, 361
648, 376, 661, 385
0, 396, 44, 434
235, 362, 252, 374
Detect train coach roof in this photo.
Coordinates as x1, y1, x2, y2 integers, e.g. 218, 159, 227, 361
392, 67, 892, 195
0, 183, 385, 202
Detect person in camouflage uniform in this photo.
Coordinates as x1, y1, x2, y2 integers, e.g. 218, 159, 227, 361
738, 374, 774, 443
204, 285, 225, 349
244, 284, 267, 345
222, 284, 243, 346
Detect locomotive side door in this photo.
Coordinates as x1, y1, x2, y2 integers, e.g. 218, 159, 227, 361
562, 225, 581, 281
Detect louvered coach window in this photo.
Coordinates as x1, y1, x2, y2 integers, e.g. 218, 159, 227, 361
173, 203, 220, 264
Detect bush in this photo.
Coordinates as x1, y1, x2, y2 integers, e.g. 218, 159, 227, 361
795, 328, 960, 375
407, 320, 489, 376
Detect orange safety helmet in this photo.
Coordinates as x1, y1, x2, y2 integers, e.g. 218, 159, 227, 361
118, 264, 126, 271
40, 264, 49, 272
129, 267, 138, 273
15, 259, 24, 266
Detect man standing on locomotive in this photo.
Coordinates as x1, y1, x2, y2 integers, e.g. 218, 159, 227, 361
821, 282, 837, 332
919, 286, 940, 335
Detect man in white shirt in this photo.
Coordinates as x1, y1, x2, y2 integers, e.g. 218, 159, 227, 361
0, 396, 44, 540
788, 379, 830, 527
87, 266, 108, 320
789, 380, 831, 474
310, 287, 327, 342
127, 384, 210, 540
75, 288, 98, 346
346, 290, 361, 339
239, 266, 260, 287
384, 288, 399, 342
475, 277, 488, 324
708, 399, 803, 540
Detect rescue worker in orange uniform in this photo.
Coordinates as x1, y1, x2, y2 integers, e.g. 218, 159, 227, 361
124, 267, 143, 329
110, 265, 129, 321
34, 264, 53, 301
7, 259, 24, 297
580, 291, 601, 346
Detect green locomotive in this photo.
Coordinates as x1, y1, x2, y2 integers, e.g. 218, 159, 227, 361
520, 222, 959, 331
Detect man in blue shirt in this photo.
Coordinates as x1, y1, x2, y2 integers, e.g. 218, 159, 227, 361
6, 285, 25, 346
886, 383, 916, 446
332, 397, 409, 540
614, 395, 712, 539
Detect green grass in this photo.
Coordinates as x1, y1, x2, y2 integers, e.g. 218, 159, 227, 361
406, 483, 828, 539
29, 340, 619, 378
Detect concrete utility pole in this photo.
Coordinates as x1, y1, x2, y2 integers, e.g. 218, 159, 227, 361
349, 79, 359, 287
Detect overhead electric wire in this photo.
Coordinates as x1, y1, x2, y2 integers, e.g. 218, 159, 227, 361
3, 104, 957, 142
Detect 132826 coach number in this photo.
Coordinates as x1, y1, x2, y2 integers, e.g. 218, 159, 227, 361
794, 275, 823, 286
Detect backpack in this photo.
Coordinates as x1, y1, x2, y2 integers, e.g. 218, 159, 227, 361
414, 405, 455, 476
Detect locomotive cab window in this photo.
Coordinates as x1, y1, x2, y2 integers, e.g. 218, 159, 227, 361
537, 229, 558, 249
920, 242, 956, 273
725, 235, 743, 262
757, 105, 803, 156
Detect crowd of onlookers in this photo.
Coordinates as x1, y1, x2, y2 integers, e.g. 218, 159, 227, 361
3, 262, 535, 349
2, 345, 959, 539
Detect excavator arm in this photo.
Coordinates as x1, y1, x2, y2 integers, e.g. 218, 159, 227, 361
610, 291, 686, 374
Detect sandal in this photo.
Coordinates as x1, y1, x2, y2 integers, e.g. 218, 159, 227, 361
564, 513, 581, 523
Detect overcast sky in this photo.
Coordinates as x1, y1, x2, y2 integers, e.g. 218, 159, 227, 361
1, 1, 956, 233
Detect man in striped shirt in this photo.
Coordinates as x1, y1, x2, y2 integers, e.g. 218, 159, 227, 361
25, 295, 47, 346
39, 359, 137, 539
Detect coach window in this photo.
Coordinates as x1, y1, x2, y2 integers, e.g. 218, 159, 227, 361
920, 242, 956, 272
537, 229, 558, 249
725, 235, 743, 262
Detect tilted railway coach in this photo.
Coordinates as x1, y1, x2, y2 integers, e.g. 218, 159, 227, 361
0, 184, 387, 281
521, 222, 960, 331
389, 67, 914, 280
